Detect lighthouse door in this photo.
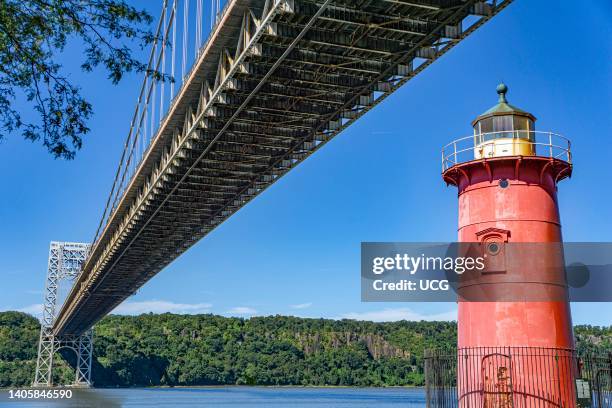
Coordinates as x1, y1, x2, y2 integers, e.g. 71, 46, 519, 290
481, 353, 514, 408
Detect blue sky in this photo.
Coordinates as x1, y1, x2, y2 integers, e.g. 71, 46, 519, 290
1, 1, 611, 325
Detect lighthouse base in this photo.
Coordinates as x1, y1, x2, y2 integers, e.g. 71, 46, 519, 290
424, 347, 612, 407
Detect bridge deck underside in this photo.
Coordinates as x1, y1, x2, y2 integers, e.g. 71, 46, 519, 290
54, 0, 510, 335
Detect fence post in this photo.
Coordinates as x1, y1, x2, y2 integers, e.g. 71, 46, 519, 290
549, 132, 553, 157
424, 350, 430, 408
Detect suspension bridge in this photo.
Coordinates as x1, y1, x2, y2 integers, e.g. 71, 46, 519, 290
33, 0, 512, 386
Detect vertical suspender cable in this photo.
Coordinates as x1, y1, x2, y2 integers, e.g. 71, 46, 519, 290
143, 108, 147, 168
150, 41, 156, 145
201, 0, 205, 52
195, 0, 201, 55
139, 106, 143, 163
92, 0, 167, 245
194, 0, 198, 55
160, 2, 167, 126
210, 0, 214, 29
182, 0, 189, 81
171, 0, 177, 99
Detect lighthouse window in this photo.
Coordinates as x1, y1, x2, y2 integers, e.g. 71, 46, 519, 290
513, 116, 528, 131
477, 118, 493, 140
499, 178, 509, 188
492, 115, 513, 133
528, 118, 535, 141
513, 116, 535, 140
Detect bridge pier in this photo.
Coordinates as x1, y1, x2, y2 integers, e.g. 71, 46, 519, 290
33, 242, 93, 388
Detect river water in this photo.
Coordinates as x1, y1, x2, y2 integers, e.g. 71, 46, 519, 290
0, 387, 427, 407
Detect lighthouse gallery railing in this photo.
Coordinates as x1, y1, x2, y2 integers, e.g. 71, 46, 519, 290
442, 131, 572, 172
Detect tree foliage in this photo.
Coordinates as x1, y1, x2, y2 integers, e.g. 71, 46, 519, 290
0, 312, 75, 386
1, 311, 610, 388
89, 314, 454, 387
0, 0, 156, 159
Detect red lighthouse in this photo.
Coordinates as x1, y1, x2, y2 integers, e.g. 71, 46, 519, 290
442, 84, 575, 405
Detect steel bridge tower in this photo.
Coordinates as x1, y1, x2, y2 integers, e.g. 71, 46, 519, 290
33, 242, 93, 388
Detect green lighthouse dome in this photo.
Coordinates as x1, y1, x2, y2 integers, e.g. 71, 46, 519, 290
477, 83, 534, 119
472, 84, 537, 158
472, 83, 536, 137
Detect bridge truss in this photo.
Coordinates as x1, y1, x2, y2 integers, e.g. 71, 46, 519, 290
49, 0, 512, 337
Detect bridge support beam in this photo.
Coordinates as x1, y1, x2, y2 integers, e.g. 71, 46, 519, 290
33, 242, 92, 388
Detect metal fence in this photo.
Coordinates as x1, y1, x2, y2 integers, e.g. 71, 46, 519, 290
424, 347, 612, 407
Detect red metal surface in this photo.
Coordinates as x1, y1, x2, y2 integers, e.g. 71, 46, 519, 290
444, 155, 575, 406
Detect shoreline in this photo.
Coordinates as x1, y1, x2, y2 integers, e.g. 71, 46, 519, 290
1, 385, 424, 390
